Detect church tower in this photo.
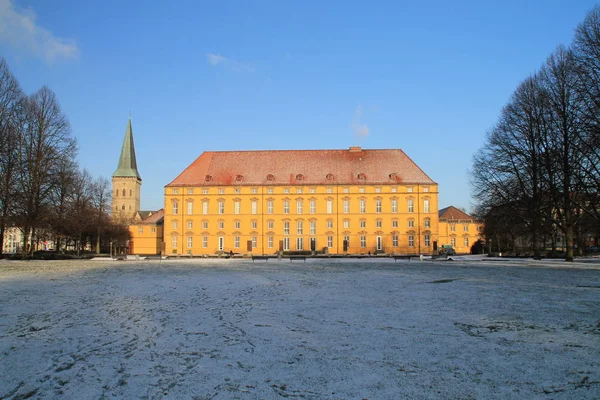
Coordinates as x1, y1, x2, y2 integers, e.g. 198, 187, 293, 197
112, 117, 142, 223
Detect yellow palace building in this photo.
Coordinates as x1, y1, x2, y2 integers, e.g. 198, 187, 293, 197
162, 146, 439, 256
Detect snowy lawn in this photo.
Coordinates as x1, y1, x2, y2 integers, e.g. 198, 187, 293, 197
0, 258, 599, 399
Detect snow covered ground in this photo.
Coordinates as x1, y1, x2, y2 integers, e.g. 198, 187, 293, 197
0, 258, 599, 399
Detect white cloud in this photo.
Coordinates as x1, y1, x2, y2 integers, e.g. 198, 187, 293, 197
0, 0, 79, 63
351, 105, 370, 137
206, 53, 254, 72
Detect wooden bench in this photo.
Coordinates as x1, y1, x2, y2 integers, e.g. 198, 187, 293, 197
252, 256, 269, 262
289, 256, 306, 262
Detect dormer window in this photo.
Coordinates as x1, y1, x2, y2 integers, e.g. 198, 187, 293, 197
235, 174, 244, 182
267, 174, 275, 181
389, 173, 398, 181
357, 173, 366, 181
204, 175, 212, 182
296, 174, 304, 181
326, 173, 334, 181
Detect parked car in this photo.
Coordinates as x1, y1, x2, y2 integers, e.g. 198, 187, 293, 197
439, 246, 456, 256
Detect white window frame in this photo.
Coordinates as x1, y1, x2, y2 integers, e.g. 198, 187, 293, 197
310, 220, 316, 235
297, 200, 303, 214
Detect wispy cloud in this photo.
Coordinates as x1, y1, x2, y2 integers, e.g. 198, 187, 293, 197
0, 0, 80, 63
351, 105, 370, 137
206, 53, 254, 72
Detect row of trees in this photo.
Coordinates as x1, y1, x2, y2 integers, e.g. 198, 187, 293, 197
0, 58, 128, 255
471, 7, 600, 261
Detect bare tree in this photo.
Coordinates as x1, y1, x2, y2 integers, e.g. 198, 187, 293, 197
0, 58, 25, 254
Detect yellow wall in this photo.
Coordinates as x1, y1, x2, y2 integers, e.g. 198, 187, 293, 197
163, 184, 439, 255
438, 219, 483, 254
129, 224, 163, 255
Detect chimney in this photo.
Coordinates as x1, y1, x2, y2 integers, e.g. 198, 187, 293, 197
349, 146, 362, 152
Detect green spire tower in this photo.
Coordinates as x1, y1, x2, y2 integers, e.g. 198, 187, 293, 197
112, 117, 142, 222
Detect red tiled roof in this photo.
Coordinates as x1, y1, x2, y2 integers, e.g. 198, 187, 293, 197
139, 209, 164, 225
167, 148, 435, 186
438, 206, 473, 220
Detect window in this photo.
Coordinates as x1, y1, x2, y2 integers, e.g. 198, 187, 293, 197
408, 220, 414, 228
172, 235, 178, 248
423, 187, 429, 193
267, 200, 273, 214
450, 224, 456, 232
425, 235, 430, 247
234, 188, 240, 194
344, 236, 350, 249
187, 236, 193, 249
408, 199, 414, 213
343, 187, 349, 193
172, 201, 179, 215
391, 187, 397, 193
283, 237, 290, 251
267, 188, 273, 194
327, 187, 333, 193
202, 189, 208, 194
326, 200, 333, 214
252, 236, 257, 248
310, 200, 316, 214
116, 190, 118, 197
297, 221, 303, 235
376, 199, 382, 213
451, 237, 456, 247
327, 220, 333, 229
296, 237, 303, 250
360, 199, 366, 213
172, 220, 178, 229
268, 220, 274, 229
188, 189, 194, 194
376, 219, 382, 228
202, 236, 208, 248
234, 236, 240, 248
309, 188, 315, 193
284, 188, 290, 194
392, 219, 398, 228
187, 201, 193, 215
202, 201, 208, 215
173, 189, 179, 195
218, 221, 224, 229
343, 220, 350, 229
464, 225, 469, 232
424, 218, 431, 228
218, 201, 224, 214
424, 199, 430, 213
407, 187, 413, 193
408, 235, 415, 247
464, 237, 469, 247
284, 222, 290, 235
343, 200, 349, 214
202, 221, 208, 229
268, 236, 274, 248
391, 199, 398, 213
375, 187, 381, 193
296, 200, 303, 214
392, 235, 398, 247
218, 189, 224, 194
359, 188, 365, 193
187, 220, 193, 229
360, 236, 366, 248
310, 220, 316, 235
138, 227, 143, 234
360, 220, 366, 228
152, 227, 156, 233
252, 221, 258, 229
284, 200, 289, 214
234, 220, 240, 229
234, 201, 240, 215
251, 188, 258, 194
296, 188, 303, 194
251, 200, 257, 214
327, 236, 333, 248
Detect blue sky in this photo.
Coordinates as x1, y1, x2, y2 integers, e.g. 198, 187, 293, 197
1, 0, 597, 212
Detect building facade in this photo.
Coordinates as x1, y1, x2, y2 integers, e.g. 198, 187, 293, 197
438, 206, 483, 254
128, 210, 164, 255
163, 147, 439, 255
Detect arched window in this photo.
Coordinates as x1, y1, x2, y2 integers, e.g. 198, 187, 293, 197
357, 173, 366, 181
326, 173, 334, 181
129, 189, 132, 197
122, 189, 126, 196
115, 190, 118, 197
205, 175, 212, 182
235, 174, 244, 182
121, 204, 125, 210
296, 174, 304, 181
266, 174, 275, 181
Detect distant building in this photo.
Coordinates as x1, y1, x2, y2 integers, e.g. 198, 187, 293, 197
438, 206, 483, 254
128, 209, 164, 255
112, 118, 142, 223
163, 147, 439, 255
